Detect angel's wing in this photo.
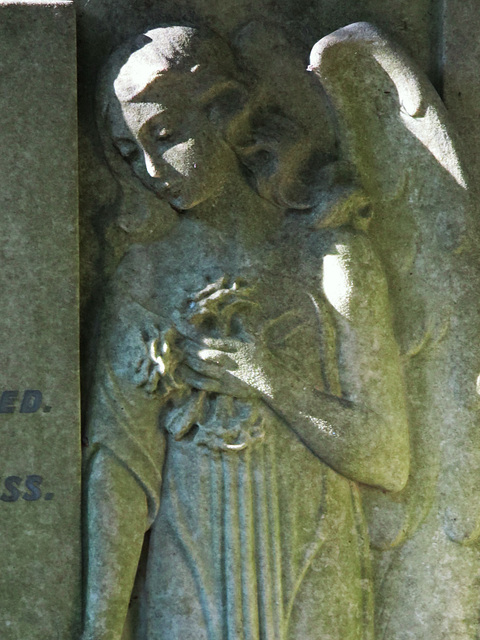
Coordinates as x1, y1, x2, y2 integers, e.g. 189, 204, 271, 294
309, 21, 480, 636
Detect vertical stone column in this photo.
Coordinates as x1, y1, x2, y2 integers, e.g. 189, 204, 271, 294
442, 0, 480, 168
0, 2, 80, 639
432, 3, 480, 639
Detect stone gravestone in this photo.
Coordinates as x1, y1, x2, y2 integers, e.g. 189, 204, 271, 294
79, 13, 480, 640
1, 1, 480, 639
0, 2, 81, 639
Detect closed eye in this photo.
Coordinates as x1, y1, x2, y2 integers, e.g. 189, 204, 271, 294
153, 127, 174, 142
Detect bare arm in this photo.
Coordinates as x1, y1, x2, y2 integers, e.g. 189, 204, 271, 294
261, 231, 409, 490
83, 449, 149, 640
82, 295, 167, 640
259, 358, 408, 492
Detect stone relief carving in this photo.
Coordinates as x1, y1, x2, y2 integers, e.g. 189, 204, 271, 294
82, 21, 480, 640
312, 25, 480, 639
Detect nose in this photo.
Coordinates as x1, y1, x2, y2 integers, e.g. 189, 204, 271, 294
143, 151, 164, 179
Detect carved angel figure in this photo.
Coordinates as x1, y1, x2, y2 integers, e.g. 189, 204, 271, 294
82, 25, 413, 640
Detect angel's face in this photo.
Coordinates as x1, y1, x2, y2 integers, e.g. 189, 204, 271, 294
109, 78, 235, 211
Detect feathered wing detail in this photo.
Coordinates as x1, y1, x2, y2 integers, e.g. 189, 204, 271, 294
308, 22, 480, 552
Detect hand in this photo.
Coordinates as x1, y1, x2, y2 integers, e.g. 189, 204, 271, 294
183, 275, 258, 337
176, 333, 274, 401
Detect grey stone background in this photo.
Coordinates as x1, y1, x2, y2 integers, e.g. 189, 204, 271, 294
0, 3, 80, 640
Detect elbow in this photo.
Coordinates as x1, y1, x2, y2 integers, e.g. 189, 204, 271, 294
381, 465, 409, 493
372, 411, 410, 492
342, 447, 410, 492
359, 420, 410, 492
375, 446, 410, 493
358, 462, 409, 493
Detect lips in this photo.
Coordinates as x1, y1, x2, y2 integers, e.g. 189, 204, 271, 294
141, 174, 181, 200
167, 193, 192, 211
158, 183, 180, 198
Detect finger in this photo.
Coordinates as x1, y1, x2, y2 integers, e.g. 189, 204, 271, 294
200, 336, 248, 352
177, 364, 225, 393
192, 275, 230, 301
176, 328, 248, 354
177, 332, 226, 352
183, 352, 239, 378
193, 288, 256, 311
181, 335, 236, 351
182, 342, 238, 370
183, 353, 225, 379
178, 365, 256, 400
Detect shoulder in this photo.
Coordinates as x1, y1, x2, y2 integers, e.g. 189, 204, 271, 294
98, 247, 172, 392
324, 226, 383, 270
98, 289, 162, 392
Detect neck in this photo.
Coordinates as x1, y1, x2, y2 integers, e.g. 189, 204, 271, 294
181, 167, 284, 249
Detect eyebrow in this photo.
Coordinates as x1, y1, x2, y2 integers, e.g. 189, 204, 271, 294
137, 112, 171, 139
129, 77, 171, 104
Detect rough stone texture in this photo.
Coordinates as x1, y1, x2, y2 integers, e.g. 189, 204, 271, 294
0, 1, 479, 639
74, 0, 436, 324
0, 2, 81, 639
80, 16, 480, 640
311, 22, 480, 640
359, 4, 480, 638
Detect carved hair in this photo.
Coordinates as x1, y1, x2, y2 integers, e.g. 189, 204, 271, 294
97, 24, 360, 226
97, 25, 249, 144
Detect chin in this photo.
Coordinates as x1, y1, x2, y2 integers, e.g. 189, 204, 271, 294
167, 192, 212, 212
146, 182, 214, 211
147, 189, 192, 211
167, 197, 196, 212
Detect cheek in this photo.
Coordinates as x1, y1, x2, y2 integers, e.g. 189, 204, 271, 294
162, 139, 199, 177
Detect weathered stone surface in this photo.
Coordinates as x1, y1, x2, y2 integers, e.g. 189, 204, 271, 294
0, 2, 81, 639
0, 1, 479, 639
80, 18, 480, 640
371, 4, 480, 638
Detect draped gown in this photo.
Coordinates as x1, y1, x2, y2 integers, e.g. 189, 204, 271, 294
86, 220, 376, 640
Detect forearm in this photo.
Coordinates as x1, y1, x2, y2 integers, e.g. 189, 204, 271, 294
261, 363, 409, 491
83, 448, 149, 640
